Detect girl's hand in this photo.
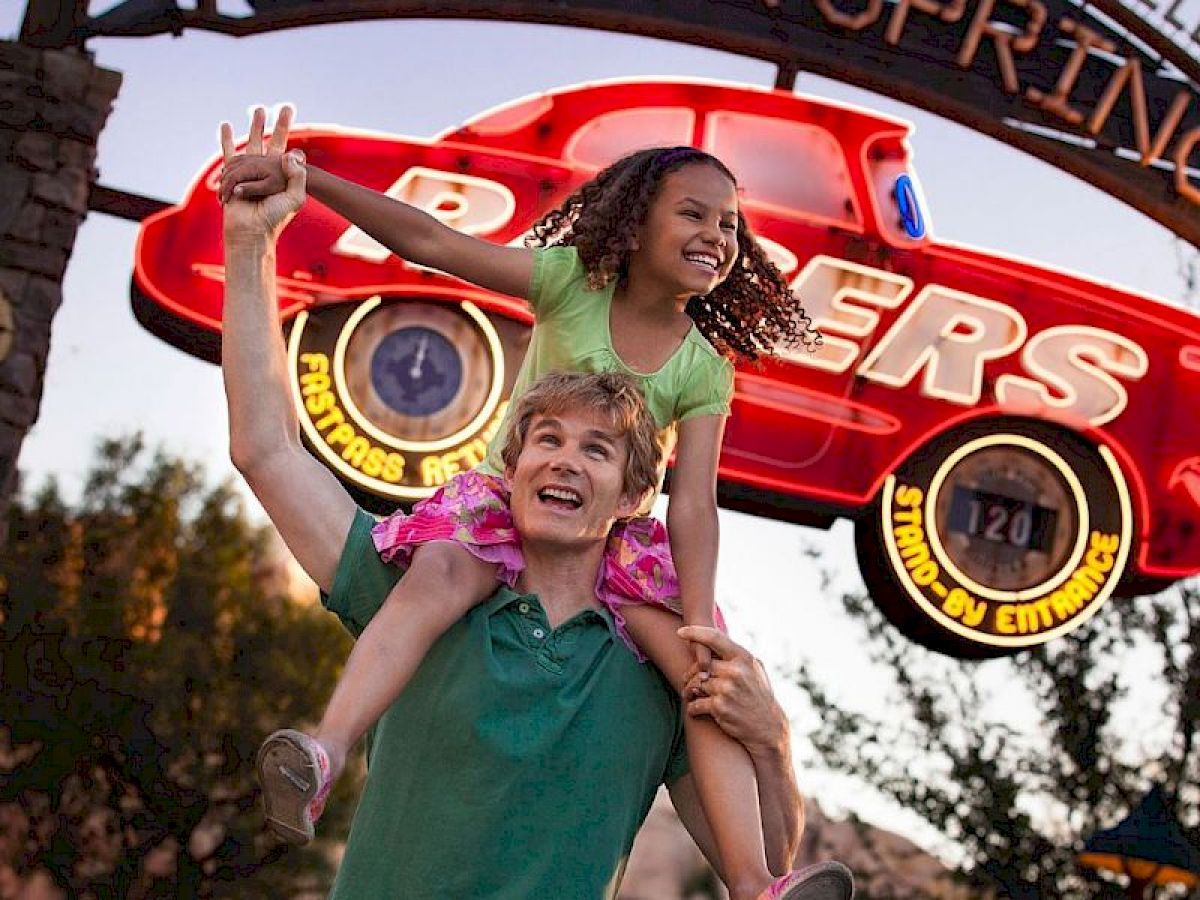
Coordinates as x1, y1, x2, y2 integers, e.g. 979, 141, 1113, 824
677, 625, 787, 759
220, 155, 288, 204
689, 638, 713, 674
220, 107, 305, 242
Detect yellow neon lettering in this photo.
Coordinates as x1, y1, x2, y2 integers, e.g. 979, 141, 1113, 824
325, 423, 355, 448
342, 437, 371, 467
300, 352, 329, 374
1016, 604, 1042, 634
382, 453, 405, 482
1070, 562, 1105, 593
421, 455, 445, 488
893, 524, 925, 548
315, 407, 345, 431
440, 452, 462, 481
361, 447, 387, 478
300, 371, 332, 395
1091, 532, 1119, 554
894, 485, 924, 508
1063, 580, 1093, 605
911, 560, 939, 586
305, 391, 336, 417
900, 541, 931, 566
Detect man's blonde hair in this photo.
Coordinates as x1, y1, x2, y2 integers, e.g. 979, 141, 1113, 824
500, 371, 661, 502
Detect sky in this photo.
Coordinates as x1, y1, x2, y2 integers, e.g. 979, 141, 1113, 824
3, 1, 1194, 861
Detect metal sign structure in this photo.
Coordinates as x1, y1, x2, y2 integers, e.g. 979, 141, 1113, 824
22, 0, 1200, 247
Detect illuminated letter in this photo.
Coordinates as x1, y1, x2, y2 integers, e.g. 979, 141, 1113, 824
885, 0, 966, 46
1087, 58, 1191, 166
1175, 128, 1200, 206
957, 0, 1047, 93
1024, 19, 1111, 126
995, 326, 1148, 426
334, 167, 516, 263
858, 285, 1027, 405
781, 256, 913, 372
816, 0, 884, 30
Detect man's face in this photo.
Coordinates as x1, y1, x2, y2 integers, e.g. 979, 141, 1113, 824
507, 408, 642, 549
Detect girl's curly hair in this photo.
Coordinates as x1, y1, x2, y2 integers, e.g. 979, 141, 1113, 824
527, 146, 820, 361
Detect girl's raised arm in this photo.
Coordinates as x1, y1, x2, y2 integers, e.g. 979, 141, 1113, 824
301, 164, 536, 301
219, 107, 535, 301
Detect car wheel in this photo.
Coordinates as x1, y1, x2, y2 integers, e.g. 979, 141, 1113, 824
285, 296, 528, 512
855, 420, 1134, 658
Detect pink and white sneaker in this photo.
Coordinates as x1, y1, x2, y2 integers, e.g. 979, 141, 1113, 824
758, 861, 855, 900
255, 729, 333, 845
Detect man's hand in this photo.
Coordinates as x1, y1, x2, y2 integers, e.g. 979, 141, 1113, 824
219, 106, 305, 243
677, 625, 787, 760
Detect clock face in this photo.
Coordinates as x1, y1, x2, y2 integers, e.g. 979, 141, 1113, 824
370, 326, 464, 417
343, 300, 497, 446
932, 444, 1079, 594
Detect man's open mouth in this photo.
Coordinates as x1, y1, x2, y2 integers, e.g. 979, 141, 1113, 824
537, 486, 583, 509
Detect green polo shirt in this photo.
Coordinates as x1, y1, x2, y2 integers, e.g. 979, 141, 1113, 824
323, 509, 688, 899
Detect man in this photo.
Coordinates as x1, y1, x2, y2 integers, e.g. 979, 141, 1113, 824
219, 108, 851, 899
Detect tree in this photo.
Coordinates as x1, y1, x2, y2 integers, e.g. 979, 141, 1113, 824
792, 570, 1200, 899
0, 435, 359, 898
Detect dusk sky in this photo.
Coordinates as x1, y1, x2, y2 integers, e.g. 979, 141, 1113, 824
4, 3, 1191, 855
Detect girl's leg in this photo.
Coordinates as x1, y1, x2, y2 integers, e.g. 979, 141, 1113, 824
313, 541, 499, 776
621, 605, 774, 900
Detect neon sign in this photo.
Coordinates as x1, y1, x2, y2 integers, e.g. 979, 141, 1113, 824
132, 79, 1200, 657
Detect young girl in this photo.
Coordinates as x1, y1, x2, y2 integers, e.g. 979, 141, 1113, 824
222, 112, 828, 900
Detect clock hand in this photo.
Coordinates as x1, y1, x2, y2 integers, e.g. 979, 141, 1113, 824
410, 334, 429, 380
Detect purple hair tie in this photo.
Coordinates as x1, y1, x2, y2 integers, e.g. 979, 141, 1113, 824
656, 146, 703, 166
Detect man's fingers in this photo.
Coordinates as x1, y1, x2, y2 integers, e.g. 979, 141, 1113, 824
677, 625, 742, 660
246, 106, 266, 155
267, 104, 294, 155
219, 122, 235, 164
686, 696, 718, 718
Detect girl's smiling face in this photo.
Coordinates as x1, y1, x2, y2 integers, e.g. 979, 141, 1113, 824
632, 162, 740, 298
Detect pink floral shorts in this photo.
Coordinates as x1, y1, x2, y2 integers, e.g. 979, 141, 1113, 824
370, 470, 723, 660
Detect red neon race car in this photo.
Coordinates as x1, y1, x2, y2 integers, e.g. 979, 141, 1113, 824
133, 80, 1200, 657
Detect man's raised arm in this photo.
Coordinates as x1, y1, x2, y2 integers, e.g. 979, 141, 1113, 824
221, 106, 355, 593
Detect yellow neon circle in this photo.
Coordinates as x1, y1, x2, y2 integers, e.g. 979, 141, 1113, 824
332, 296, 505, 453
924, 433, 1089, 602
880, 443, 1132, 648
288, 310, 427, 499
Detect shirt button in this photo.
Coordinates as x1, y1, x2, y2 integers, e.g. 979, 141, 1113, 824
532, 627, 546, 639
518, 602, 530, 614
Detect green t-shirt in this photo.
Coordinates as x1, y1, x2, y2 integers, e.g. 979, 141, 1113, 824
323, 509, 689, 900
480, 245, 735, 503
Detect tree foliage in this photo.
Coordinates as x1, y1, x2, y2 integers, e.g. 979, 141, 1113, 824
0, 436, 358, 898
793, 571, 1200, 899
